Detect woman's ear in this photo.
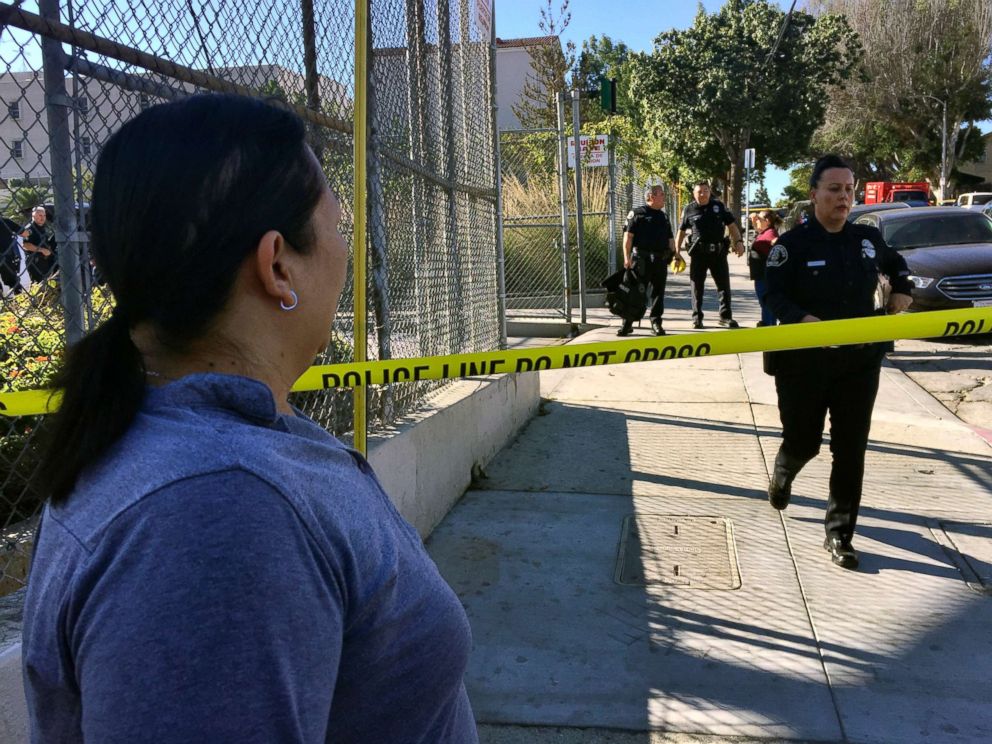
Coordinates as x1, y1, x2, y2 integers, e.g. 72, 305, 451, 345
252, 230, 295, 306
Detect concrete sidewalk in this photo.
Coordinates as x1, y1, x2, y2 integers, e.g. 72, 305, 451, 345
427, 262, 992, 743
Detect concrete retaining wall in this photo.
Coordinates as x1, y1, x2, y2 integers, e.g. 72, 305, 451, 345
0, 371, 539, 740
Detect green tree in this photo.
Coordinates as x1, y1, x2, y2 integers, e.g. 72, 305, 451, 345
781, 162, 814, 204
511, 1, 576, 128
809, 0, 992, 198
628, 0, 858, 216
2, 183, 52, 221
752, 184, 770, 205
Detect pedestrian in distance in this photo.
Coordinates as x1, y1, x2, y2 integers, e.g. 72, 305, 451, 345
764, 154, 914, 570
0, 218, 30, 297
22, 94, 478, 743
674, 180, 745, 329
749, 209, 781, 327
20, 205, 57, 282
619, 184, 677, 336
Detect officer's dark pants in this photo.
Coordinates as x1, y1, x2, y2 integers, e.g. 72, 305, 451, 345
689, 250, 733, 322
634, 252, 669, 320
773, 346, 883, 542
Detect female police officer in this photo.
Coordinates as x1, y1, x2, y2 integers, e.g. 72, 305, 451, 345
764, 155, 913, 570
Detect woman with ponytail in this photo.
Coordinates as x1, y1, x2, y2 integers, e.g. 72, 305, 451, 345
22, 95, 477, 743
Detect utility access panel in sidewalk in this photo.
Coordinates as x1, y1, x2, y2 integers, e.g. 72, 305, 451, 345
615, 515, 742, 590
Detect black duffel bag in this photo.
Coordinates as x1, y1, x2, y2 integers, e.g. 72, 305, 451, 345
602, 267, 647, 322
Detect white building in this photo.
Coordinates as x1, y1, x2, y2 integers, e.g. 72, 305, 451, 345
0, 64, 349, 189
494, 35, 563, 131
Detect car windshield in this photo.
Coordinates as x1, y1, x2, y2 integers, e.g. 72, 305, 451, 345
891, 191, 927, 202
882, 213, 992, 249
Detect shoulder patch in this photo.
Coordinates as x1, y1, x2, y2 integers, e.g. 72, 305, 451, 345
861, 238, 876, 259
627, 210, 635, 221
766, 243, 788, 268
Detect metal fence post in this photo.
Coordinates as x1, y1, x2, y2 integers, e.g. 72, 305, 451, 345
607, 138, 617, 274
555, 91, 572, 324
436, 0, 463, 353
367, 13, 394, 424
405, 0, 428, 355
488, 1, 507, 348
40, 0, 84, 344
570, 89, 586, 324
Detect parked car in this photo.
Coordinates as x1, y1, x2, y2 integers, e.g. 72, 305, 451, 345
853, 207, 992, 311
956, 192, 992, 210
847, 202, 913, 222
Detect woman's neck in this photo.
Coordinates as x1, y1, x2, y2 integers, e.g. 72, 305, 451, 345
132, 326, 299, 415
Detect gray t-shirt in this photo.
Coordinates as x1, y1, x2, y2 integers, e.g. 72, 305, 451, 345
22, 374, 477, 743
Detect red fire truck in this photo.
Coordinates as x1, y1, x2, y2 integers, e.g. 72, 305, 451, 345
863, 181, 930, 205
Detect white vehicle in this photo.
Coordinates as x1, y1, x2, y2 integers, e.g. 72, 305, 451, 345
955, 192, 992, 210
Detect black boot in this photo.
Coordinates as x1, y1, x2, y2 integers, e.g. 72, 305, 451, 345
824, 536, 859, 570
650, 319, 665, 336
617, 320, 633, 337
768, 450, 804, 510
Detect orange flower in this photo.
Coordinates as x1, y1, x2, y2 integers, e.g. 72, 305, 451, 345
35, 356, 50, 362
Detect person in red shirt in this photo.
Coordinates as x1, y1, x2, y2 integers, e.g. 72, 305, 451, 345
748, 209, 781, 326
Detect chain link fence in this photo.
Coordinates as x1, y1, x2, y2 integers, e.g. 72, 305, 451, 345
499, 116, 674, 323
499, 127, 569, 319
0, 0, 499, 595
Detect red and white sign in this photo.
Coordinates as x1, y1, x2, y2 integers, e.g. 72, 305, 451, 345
567, 134, 609, 168
475, 0, 492, 39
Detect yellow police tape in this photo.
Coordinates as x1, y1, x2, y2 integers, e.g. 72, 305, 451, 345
2, 307, 990, 418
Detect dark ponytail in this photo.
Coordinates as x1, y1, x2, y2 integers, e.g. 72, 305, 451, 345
41, 94, 326, 503
44, 312, 145, 501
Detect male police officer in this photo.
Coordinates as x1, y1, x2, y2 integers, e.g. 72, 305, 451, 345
20, 205, 56, 282
675, 181, 744, 329
764, 154, 913, 570
619, 185, 676, 336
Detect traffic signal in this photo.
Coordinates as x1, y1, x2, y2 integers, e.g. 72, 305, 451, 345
599, 77, 617, 114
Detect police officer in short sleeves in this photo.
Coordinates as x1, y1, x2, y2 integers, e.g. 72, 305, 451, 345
764, 155, 914, 570
675, 180, 745, 329
619, 185, 676, 336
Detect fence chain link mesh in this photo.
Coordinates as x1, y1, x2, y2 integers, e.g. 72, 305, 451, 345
499, 121, 669, 323
0, 0, 499, 595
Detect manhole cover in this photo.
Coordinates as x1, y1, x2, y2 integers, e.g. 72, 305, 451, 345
614, 515, 741, 590
932, 521, 992, 596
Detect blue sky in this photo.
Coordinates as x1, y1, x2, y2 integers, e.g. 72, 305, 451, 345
495, 0, 794, 202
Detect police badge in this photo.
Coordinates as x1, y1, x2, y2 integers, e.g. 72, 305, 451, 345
766, 243, 788, 267
861, 239, 876, 259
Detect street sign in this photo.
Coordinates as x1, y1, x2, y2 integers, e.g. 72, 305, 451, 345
744, 148, 755, 169
567, 134, 609, 168
599, 77, 617, 114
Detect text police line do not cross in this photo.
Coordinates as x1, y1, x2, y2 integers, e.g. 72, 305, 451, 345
1, 309, 990, 418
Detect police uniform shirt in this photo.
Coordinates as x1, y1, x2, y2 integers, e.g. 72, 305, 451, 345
679, 199, 736, 245
22, 222, 53, 251
623, 206, 673, 254
764, 217, 913, 324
